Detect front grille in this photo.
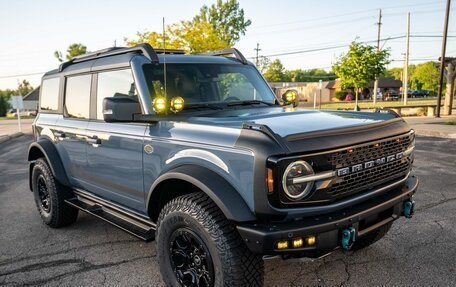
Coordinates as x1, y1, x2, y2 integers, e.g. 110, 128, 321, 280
327, 132, 414, 197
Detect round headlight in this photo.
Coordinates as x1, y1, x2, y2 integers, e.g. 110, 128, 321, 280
282, 161, 314, 200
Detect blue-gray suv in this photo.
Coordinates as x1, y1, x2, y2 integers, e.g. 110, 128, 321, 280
28, 44, 418, 287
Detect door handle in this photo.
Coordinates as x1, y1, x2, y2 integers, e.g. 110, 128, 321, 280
54, 131, 66, 138
86, 136, 101, 145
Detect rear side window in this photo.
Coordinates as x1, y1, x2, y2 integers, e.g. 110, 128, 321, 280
40, 77, 60, 111
96, 69, 138, 120
64, 74, 91, 119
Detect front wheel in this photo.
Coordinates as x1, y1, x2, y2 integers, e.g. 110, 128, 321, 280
156, 192, 264, 287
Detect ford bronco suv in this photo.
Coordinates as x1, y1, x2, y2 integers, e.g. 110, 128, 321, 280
28, 44, 418, 287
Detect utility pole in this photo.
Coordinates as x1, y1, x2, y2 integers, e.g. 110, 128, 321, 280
403, 12, 410, 106
254, 43, 261, 66
436, 0, 452, 117
373, 9, 382, 105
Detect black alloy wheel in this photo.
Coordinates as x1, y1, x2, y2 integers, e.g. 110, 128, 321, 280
170, 228, 214, 287
37, 174, 51, 213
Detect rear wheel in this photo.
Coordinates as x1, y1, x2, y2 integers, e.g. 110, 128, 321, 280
353, 222, 392, 250
156, 192, 264, 287
32, 158, 78, 227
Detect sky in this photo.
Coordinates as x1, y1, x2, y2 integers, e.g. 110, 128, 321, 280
0, 0, 455, 90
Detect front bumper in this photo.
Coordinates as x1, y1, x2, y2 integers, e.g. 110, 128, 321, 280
237, 175, 418, 256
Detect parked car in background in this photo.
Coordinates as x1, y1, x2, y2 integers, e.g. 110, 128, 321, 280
6, 109, 37, 117
384, 90, 399, 101
411, 90, 429, 98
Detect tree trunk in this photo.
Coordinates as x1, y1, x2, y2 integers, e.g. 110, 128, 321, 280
354, 88, 359, 111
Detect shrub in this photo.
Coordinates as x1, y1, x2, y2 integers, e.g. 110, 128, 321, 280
0, 96, 10, 117
335, 90, 350, 101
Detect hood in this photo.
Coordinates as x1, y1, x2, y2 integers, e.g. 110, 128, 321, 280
187, 107, 400, 139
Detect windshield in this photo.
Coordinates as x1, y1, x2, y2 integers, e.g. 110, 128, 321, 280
142, 63, 277, 110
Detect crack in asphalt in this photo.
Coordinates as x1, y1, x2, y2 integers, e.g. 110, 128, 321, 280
1, 255, 155, 286
0, 239, 140, 267
415, 197, 456, 212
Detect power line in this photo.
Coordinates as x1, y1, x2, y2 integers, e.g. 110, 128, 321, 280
0, 71, 46, 79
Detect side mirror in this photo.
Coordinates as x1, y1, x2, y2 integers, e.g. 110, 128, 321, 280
103, 96, 141, 122
281, 90, 298, 107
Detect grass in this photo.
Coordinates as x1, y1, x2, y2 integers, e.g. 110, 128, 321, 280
446, 120, 456, 125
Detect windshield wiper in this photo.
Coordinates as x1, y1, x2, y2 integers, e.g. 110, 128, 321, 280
183, 103, 224, 110
227, 100, 275, 107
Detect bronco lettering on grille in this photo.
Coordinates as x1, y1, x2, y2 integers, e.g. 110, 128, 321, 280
336, 152, 404, 177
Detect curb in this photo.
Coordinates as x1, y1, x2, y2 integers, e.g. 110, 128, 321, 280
413, 130, 456, 139
0, 132, 24, 144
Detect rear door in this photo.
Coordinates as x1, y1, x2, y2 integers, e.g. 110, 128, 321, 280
84, 69, 146, 212
54, 74, 92, 189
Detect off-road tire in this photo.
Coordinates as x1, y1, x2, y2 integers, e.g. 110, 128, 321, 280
353, 222, 392, 250
156, 192, 264, 287
32, 158, 78, 227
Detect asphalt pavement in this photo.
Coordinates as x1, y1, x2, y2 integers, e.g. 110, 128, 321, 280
1, 135, 455, 286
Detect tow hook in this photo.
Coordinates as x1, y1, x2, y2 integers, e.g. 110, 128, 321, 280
403, 199, 415, 218
341, 227, 356, 251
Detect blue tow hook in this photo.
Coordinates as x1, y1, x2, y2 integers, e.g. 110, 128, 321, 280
341, 227, 356, 251
403, 200, 415, 218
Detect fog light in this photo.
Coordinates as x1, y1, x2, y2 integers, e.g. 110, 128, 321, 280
276, 240, 289, 250
306, 236, 316, 246
292, 238, 303, 248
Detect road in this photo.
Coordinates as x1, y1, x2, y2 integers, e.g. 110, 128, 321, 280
0, 119, 34, 137
1, 135, 455, 286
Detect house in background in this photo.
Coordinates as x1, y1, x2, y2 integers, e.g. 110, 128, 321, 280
326, 77, 402, 100
22, 86, 40, 110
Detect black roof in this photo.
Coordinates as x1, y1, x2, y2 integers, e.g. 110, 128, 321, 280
23, 87, 40, 101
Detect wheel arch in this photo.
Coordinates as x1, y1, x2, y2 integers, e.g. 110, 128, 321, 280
28, 140, 70, 190
147, 165, 257, 223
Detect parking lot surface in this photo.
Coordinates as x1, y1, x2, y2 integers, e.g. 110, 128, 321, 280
1, 135, 455, 286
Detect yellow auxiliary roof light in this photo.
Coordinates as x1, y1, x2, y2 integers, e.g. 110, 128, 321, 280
153, 96, 167, 114
170, 96, 185, 113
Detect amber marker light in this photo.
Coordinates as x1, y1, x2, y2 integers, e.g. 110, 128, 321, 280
292, 238, 303, 248
153, 96, 167, 114
276, 240, 289, 250
306, 236, 316, 246
170, 96, 184, 113
267, 168, 274, 193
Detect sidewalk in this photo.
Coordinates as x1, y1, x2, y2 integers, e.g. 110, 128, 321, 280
403, 115, 456, 139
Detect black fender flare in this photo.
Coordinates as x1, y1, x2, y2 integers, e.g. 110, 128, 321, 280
28, 139, 70, 190
147, 165, 257, 222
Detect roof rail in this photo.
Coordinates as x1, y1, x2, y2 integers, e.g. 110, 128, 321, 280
58, 43, 160, 72
154, 49, 185, 54
199, 48, 248, 64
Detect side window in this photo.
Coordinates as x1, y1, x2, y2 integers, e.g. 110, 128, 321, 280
65, 74, 91, 119
40, 77, 60, 111
96, 69, 138, 120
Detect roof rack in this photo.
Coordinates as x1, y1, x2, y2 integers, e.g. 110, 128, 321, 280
199, 48, 248, 64
154, 49, 185, 54
58, 43, 160, 72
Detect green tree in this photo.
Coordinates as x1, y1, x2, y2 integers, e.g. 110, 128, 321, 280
54, 43, 87, 62
194, 0, 251, 46
16, 79, 33, 96
332, 42, 390, 106
263, 59, 290, 82
286, 69, 337, 82
126, 0, 249, 53
411, 61, 439, 92
385, 67, 403, 80
256, 56, 271, 74
0, 95, 10, 116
